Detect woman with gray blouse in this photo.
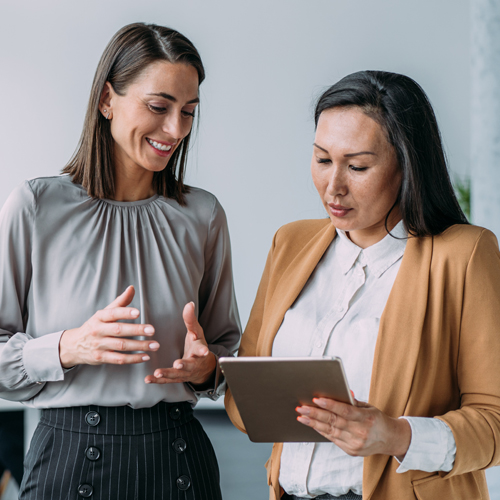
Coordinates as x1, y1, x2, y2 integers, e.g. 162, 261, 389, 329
0, 23, 241, 499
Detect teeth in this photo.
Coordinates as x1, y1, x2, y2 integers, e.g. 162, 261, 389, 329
147, 138, 172, 152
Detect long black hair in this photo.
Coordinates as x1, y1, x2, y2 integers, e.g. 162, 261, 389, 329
314, 70, 468, 236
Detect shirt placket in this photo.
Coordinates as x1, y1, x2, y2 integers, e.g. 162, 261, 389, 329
311, 256, 366, 357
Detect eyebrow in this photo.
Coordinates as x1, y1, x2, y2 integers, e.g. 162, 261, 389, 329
313, 143, 376, 157
147, 92, 200, 104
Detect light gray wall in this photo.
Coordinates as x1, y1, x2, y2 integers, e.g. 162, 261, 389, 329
471, 0, 500, 238
0, 0, 469, 326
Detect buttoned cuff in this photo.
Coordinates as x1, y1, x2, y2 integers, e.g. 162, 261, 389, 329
186, 353, 225, 401
22, 331, 67, 383
396, 417, 457, 473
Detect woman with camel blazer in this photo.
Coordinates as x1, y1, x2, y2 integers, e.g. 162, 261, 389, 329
225, 71, 500, 500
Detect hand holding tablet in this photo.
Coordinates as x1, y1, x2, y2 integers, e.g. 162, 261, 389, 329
220, 357, 354, 442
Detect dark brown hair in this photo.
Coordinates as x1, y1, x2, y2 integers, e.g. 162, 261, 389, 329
314, 70, 468, 236
63, 22, 205, 204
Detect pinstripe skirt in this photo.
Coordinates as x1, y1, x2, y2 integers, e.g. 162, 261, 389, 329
19, 402, 222, 500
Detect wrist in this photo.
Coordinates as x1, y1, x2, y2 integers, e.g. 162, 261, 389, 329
190, 352, 217, 388
59, 329, 77, 369
391, 417, 412, 460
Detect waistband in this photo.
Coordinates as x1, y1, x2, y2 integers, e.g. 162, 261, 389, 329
282, 492, 362, 500
40, 401, 193, 435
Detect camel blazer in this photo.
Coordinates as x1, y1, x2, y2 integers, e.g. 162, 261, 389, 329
225, 219, 500, 500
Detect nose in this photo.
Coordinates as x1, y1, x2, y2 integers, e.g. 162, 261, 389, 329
162, 111, 186, 142
327, 166, 348, 197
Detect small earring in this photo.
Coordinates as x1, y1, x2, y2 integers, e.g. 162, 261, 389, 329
103, 109, 110, 120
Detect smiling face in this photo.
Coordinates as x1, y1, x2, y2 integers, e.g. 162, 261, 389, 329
311, 107, 402, 249
101, 60, 199, 179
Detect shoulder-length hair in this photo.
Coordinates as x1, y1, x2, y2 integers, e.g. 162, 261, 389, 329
63, 22, 205, 205
314, 70, 468, 237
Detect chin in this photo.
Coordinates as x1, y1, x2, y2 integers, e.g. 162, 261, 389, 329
328, 216, 352, 230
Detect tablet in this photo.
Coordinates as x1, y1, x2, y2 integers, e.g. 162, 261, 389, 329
220, 356, 354, 443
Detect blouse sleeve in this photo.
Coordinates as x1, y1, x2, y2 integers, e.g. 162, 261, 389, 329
194, 197, 241, 398
436, 228, 500, 476
0, 182, 65, 402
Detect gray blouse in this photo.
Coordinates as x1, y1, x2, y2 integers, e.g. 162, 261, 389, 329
0, 175, 241, 409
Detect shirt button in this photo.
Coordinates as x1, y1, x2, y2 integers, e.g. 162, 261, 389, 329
85, 411, 100, 427
172, 438, 187, 454
78, 484, 93, 497
176, 475, 191, 491
338, 306, 345, 313
316, 341, 323, 349
85, 446, 101, 461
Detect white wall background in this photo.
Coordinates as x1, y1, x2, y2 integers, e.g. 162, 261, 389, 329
0, 0, 470, 327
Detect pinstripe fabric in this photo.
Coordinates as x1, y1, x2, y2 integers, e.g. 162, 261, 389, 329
19, 402, 222, 500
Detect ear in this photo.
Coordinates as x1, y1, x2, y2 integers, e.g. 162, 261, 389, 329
99, 81, 114, 120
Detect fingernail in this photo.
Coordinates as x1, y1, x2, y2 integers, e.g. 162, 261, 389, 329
314, 398, 326, 408
142, 355, 150, 361
145, 380, 151, 384
130, 309, 140, 317
190, 301, 195, 307
176, 364, 184, 370
149, 342, 159, 350
144, 326, 154, 334
155, 373, 163, 378
297, 407, 310, 415
297, 416, 310, 424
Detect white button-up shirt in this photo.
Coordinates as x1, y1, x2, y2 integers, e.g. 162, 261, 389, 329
272, 222, 456, 498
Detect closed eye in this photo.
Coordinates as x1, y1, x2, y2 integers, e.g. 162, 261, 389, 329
148, 104, 167, 113
349, 165, 368, 172
316, 157, 331, 164
181, 110, 195, 118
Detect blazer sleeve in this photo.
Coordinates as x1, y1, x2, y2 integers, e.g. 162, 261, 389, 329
224, 231, 278, 432
437, 228, 500, 476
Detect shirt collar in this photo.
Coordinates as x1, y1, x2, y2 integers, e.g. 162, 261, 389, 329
335, 221, 407, 278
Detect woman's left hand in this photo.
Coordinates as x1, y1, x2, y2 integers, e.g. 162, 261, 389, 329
144, 302, 216, 386
296, 397, 411, 460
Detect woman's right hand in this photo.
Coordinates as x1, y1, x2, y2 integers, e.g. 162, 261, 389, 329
59, 286, 159, 368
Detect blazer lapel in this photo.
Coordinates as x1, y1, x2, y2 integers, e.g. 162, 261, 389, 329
363, 235, 433, 500
257, 223, 336, 356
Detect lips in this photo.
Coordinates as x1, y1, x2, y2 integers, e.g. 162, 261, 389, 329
146, 137, 176, 158
328, 203, 352, 217
146, 138, 174, 152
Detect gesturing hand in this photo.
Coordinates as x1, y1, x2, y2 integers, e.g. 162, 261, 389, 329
59, 286, 159, 368
296, 397, 411, 460
144, 302, 216, 386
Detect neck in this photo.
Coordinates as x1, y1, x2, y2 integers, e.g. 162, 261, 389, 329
347, 210, 402, 249
112, 163, 156, 202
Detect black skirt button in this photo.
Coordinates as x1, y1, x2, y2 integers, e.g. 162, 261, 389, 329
176, 475, 191, 491
85, 446, 101, 461
78, 483, 93, 497
85, 411, 100, 427
172, 438, 187, 454
169, 407, 181, 420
